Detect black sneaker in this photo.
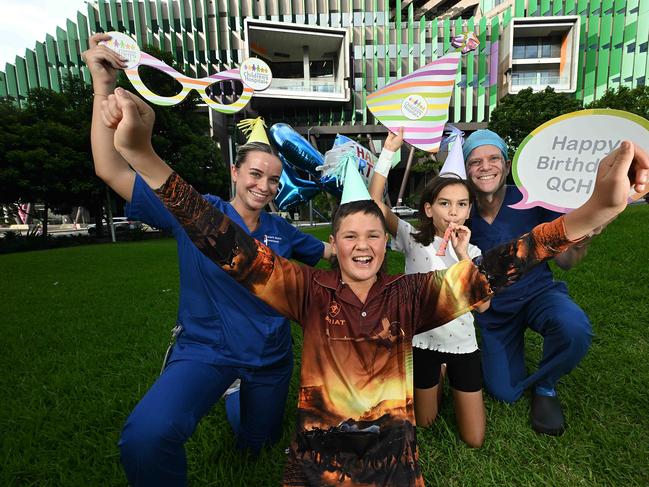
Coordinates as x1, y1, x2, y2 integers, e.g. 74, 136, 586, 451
531, 393, 566, 436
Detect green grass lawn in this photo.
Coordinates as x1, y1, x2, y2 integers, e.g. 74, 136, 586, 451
2, 206, 648, 486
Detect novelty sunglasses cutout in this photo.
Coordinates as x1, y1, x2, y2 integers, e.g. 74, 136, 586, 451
100, 32, 272, 114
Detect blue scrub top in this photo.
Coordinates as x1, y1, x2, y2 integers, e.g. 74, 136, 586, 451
126, 174, 324, 367
470, 185, 566, 320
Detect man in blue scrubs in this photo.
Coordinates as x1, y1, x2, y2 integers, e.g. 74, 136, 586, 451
464, 129, 594, 436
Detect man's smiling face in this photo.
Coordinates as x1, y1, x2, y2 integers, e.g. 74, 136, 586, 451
465, 144, 511, 196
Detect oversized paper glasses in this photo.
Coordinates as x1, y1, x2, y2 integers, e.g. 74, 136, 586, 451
100, 32, 271, 114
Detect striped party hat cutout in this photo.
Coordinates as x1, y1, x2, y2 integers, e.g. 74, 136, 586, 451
366, 32, 479, 153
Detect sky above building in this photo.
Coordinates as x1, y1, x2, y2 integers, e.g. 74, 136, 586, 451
1, 0, 88, 67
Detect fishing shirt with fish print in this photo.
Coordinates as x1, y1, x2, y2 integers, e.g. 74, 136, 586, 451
153, 172, 577, 487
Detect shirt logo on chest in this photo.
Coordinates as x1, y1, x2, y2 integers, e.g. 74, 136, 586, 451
328, 300, 341, 317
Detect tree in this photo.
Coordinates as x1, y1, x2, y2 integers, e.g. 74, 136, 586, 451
585, 85, 649, 120
488, 87, 583, 156
0, 50, 228, 237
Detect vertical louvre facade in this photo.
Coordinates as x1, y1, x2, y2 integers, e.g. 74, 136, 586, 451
1, 0, 648, 129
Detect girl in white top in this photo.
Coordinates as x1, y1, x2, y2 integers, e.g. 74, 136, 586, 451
369, 129, 489, 448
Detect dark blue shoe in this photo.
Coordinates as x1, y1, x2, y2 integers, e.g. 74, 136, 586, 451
531, 393, 566, 436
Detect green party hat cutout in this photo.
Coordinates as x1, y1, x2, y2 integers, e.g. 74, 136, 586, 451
340, 156, 371, 205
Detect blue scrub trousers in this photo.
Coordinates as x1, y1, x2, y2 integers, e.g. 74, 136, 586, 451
118, 355, 293, 487
478, 287, 593, 404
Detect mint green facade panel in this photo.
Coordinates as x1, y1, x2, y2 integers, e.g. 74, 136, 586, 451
201, 0, 213, 69
596, 14, 613, 98
590, 0, 602, 14
489, 15, 500, 117
453, 18, 462, 122
407, 4, 414, 74
25, 49, 39, 89
419, 16, 426, 67
373, 0, 380, 91
35, 42, 50, 89
15, 57, 29, 100
565, 0, 576, 14
0, 72, 7, 98
620, 1, 638, 86
2, 0, 649, 124
465, 17, 475, 123
583, 15, 599, 104
396, 0, 402, 78
575, 4, 588, 99
515, 0, 525, 17
477, 17, 487, 122
155, 0, 165, 50
633, 0, 649, 87
56, 27, 70, 77
609, 6, 626, 87
109, 0, 120, 30
5, 64, 19, 100
121, 0, 130, 32
97, 0, 109, 31
168, 0, 178, 57
190, 1, 201, 64
132, 1, 144, 46
45, 34, 61, 92
143, 0, 154, 45
383, 0, 389, 86
77, 13, 90, 51
66, 19, 80, 67
178, 0, 190, 70
601, 0, 614, 16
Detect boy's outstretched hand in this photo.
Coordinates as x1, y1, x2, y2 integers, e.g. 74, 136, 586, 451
100, 88, 171, 188
565, 140, 649, 241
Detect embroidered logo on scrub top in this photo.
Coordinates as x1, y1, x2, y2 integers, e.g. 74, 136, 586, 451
263, 234, 282, 246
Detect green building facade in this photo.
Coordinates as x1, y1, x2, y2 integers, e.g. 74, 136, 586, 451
1, 0, 647, 133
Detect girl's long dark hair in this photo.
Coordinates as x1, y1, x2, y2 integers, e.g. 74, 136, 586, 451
412, 176, 475, 247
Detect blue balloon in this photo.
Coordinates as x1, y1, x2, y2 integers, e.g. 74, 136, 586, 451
269, 123, 324, 176
274, 155, 322, 211
270, 123, 342, 198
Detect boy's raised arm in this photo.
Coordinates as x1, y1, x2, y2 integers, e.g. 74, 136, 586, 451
416, 145, 648, 333
85, 34, 137, 202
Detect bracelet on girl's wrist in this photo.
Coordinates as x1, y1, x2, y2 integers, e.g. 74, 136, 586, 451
375, 149, 396, 177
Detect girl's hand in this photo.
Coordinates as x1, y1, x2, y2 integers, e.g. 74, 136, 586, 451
384, 127, 405, 152
82, 33, 127, 93
449, 223, 471, 260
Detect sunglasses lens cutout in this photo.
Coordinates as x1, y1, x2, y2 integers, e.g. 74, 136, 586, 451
205, 79, 245, 103
135, 65, 184, 97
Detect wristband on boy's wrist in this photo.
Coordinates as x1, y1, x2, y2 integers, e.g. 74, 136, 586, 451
374, 148, 396, 177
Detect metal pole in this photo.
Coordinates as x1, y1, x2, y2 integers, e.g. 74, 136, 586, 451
308, 133, 320, 227
105, 186, 116, 243
396, 146, 415, 206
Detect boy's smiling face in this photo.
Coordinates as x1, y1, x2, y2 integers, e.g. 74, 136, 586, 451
330, 212, 389, 286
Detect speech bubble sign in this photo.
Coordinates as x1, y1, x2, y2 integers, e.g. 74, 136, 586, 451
511, 109, 649, 213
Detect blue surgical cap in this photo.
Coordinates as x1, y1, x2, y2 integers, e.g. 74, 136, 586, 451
462, 129, 509, 162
